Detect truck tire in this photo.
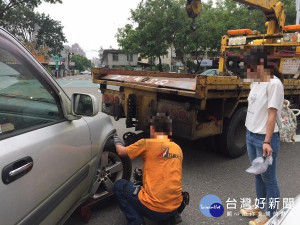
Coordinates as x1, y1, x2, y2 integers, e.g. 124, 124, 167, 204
91, 139, 132, 200
218, 107, 247, 158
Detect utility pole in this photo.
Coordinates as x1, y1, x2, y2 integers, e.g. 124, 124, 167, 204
297, 0, 300, 24
65, 48, 69, 70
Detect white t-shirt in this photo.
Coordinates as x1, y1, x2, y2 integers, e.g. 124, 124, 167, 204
245, 77, 284, 134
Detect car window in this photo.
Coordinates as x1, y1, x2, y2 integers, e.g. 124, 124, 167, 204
202, 69, 217, 75
205, 70, 212, 75
0, 45, 64, 139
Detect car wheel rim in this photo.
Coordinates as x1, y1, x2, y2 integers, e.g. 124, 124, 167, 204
92, 151, 123, 199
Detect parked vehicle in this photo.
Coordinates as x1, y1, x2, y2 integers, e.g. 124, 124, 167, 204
266, 194, 300, 225
0, 28, 132, 225
81, 70, 92, 75
92, 0, 300, 158
200, 69, 218, 76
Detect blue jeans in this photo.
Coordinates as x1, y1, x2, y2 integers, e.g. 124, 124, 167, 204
246, 129, 280, 218
113, 179, 177, 225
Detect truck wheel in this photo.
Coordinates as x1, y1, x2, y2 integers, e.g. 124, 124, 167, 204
219, 107, 247, 158
91, 140, 132, 199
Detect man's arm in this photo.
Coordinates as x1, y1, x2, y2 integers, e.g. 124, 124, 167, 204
113, 134, 128, 157
115, 144, 128, 157
263, 107, 277, 157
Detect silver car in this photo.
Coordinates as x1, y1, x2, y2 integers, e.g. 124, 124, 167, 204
0, 28, 131, 225
266, 195, 300, 225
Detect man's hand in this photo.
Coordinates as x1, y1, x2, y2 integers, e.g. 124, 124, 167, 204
113, 134, 128, 157
263, 143, 273, 157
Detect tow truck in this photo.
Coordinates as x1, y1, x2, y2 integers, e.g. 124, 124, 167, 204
92, 0, 300, 158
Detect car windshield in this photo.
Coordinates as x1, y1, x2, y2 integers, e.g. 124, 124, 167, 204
0, 31, 64, 137
0, 48, 55, 103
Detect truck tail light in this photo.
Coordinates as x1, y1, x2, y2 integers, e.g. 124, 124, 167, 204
104, 94, 109, 103
109, 95, 114, 104
179, 110, 187, 120
171, 109, 177, 118
196, 124, 203, 130
114, 96, 120, 105
161, 106, 168, 114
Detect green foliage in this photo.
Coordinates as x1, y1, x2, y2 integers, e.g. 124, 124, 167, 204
117, 0, 296, 73
71, 55, 92, 72
143, 63, 170, 71
116, 0, 171, 71
0, 0, 66, 57
282, 0, 296, 25
0, 6, 66, 56
190, 0, 266, 55
144, 66, 159, 71
1, 6, 37, 41
35, 13, 67, 56
0, 0, 62, 19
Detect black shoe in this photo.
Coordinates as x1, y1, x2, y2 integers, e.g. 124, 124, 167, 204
159, 212, 182, 225
174, 212, 182, 224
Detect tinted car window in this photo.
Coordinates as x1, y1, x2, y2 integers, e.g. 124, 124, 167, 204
0, 45, 64, 138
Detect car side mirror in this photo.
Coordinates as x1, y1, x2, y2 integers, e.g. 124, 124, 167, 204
71, 93, 99, 117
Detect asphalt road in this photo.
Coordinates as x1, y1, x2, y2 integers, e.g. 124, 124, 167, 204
58, 75, 300, 225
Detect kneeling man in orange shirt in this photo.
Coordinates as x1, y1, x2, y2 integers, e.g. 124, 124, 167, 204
113, 113, 183, 225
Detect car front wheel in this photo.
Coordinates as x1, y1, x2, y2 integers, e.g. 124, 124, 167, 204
91, 142, 132, 200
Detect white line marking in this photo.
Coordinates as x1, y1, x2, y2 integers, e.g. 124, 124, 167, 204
61, 81, 73, 87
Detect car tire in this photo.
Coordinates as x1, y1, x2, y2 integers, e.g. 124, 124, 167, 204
91, 139, 132, 199
218, 107, 247, 158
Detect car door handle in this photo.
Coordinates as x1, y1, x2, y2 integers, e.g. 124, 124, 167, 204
2, 156, 33, 184
9, 162, 33, 177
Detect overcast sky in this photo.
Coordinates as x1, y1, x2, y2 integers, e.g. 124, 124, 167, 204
37, 0, 141, 59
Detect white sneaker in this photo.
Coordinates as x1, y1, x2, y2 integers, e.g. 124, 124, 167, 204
240, 205, 263, 217
248, 214, 269, 225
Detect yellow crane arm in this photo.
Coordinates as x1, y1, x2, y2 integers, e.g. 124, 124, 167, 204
186, 0, 286, 34
235, 0, 286, 34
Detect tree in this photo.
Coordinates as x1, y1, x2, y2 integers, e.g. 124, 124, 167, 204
116, 0, 171, 71
117, 0, 296, 73
282, 0, 296, 25
35, 13, 67, 56
0, 0, 62, 20
71, 54, 91, 72
1, 6, 67, 56
116, 0, 266, 73
163, 0, 191, 70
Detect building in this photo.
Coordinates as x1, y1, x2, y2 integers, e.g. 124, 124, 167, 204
100, 49, 138, 68
149, 46, 219, 72
139, 46, 180, 71
71, 43, 86, 57
91, 57, 100, 68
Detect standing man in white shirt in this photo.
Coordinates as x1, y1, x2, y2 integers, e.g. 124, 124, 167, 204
239, 46, 284, 225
